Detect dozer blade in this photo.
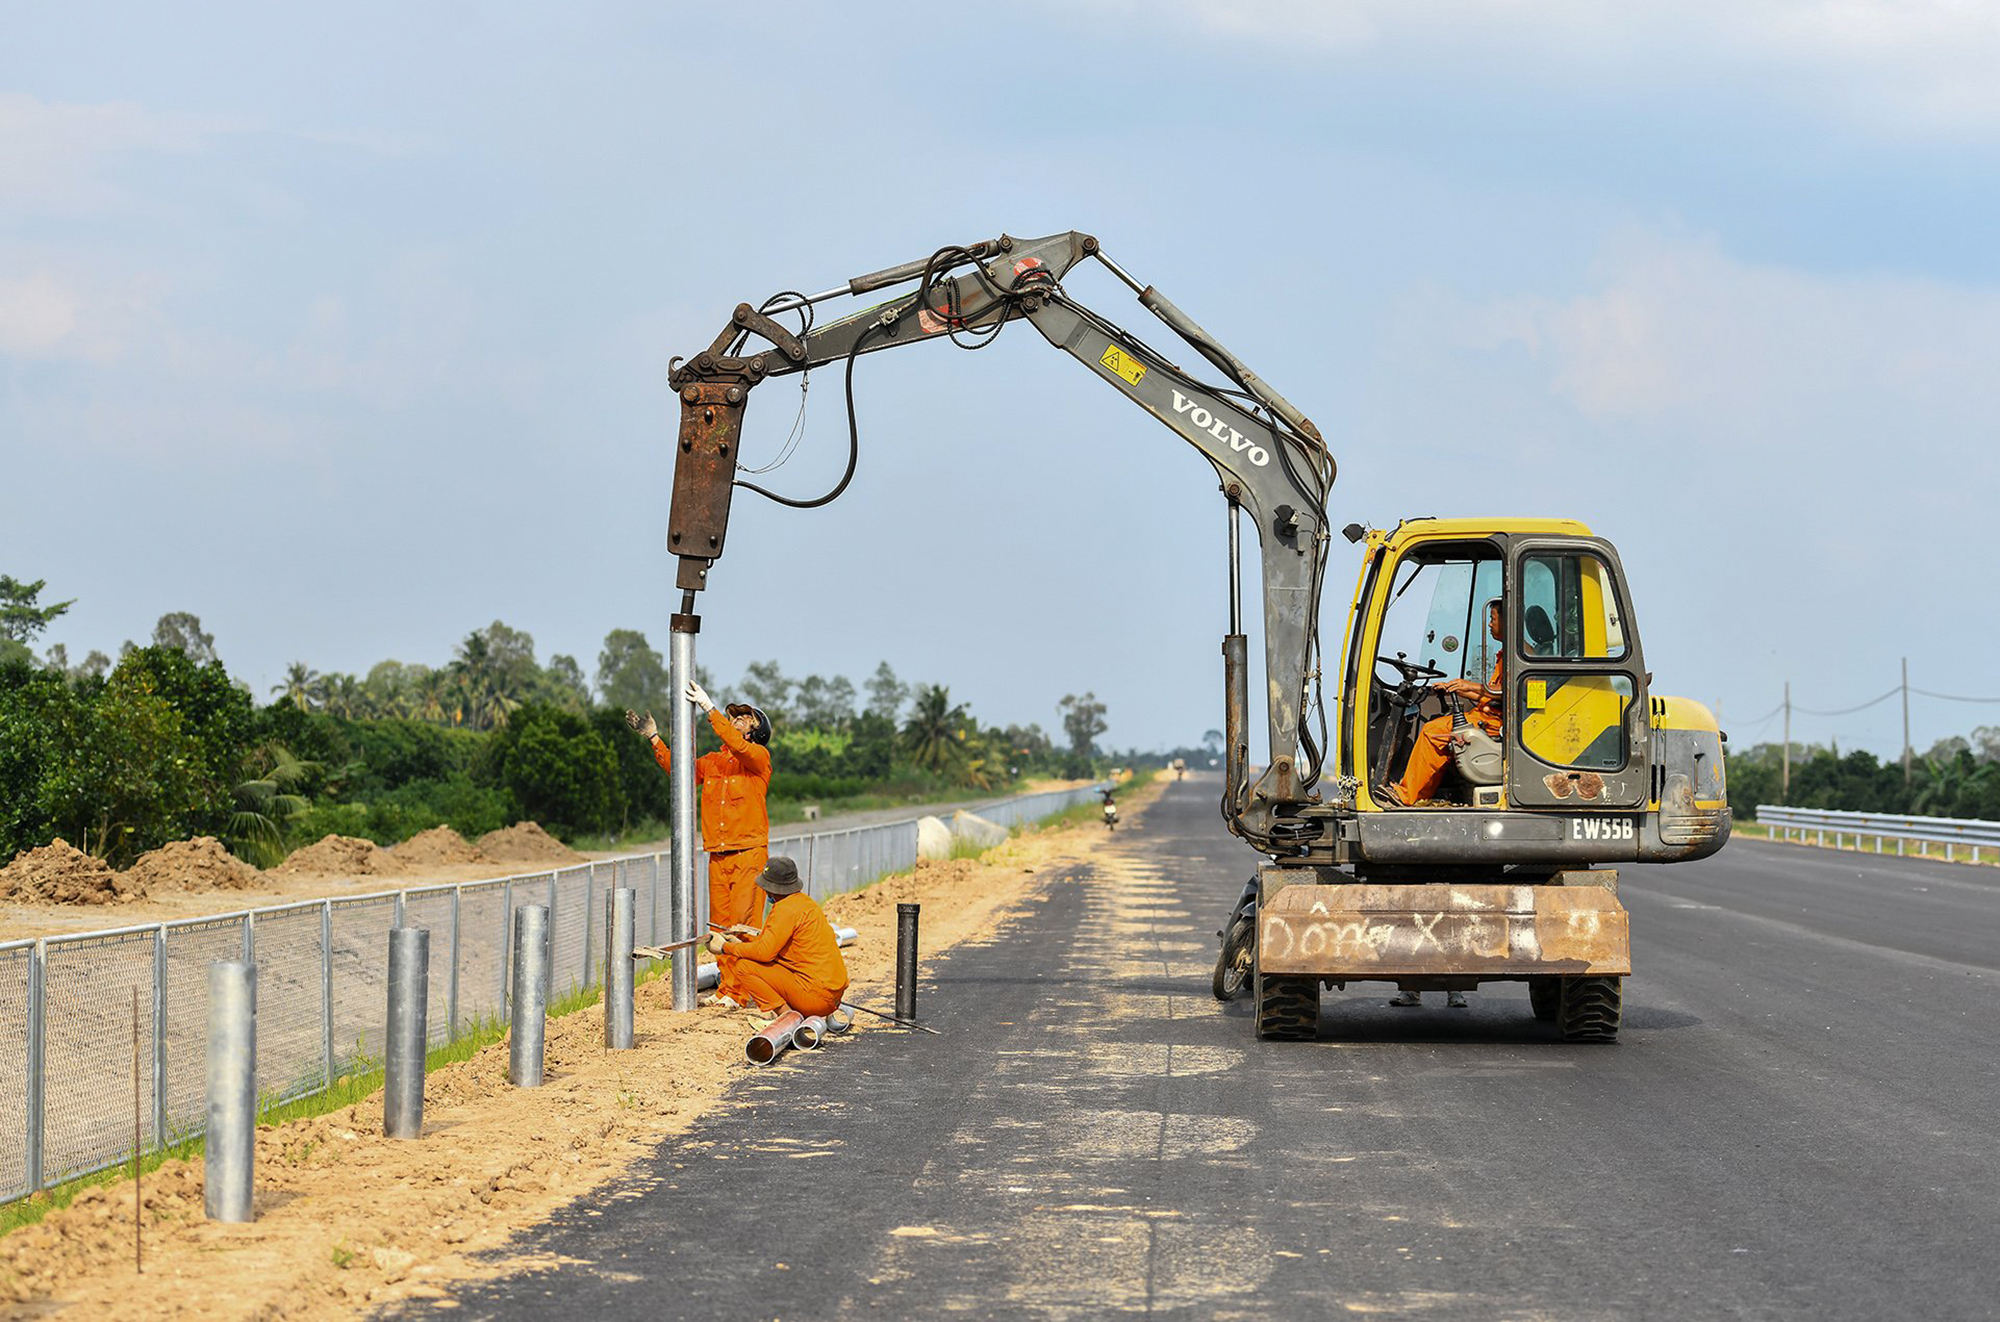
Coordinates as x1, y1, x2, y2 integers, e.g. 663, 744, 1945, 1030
1257, 883, 1630, 978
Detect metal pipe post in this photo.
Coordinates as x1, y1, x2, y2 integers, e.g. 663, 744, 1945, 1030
605, 888, 635, 1050
384, 927, 429, 1139
895, 903, 921, 1023
205, 960, 256, 1222
583, 863, 597, 988
151, 926, 167, 1150
668, 619, 700, 1011
508, 905, 550, 1087
320, 902, 335, 1091
26, 941, 44, 1192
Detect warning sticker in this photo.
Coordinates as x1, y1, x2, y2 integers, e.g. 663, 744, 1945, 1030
1526, 679, 1547, 710
1100, 345, 1147, 387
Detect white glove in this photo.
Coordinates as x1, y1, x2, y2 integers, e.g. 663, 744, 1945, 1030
706, 932, 728, 956
625, 709, 658, 740
684, 679, 715, 712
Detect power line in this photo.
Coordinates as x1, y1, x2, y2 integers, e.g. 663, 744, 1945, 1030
1913, 687, 2000, 705
1791, 687, 1900, 717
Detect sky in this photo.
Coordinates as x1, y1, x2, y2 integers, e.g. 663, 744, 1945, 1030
4, 1, 1999, 758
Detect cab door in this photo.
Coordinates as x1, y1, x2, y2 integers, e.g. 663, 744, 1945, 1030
1504, 538, 1650, 809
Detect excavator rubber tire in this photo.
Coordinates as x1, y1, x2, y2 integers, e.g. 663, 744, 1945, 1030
1211, 915, 1255, 1002
1254, 970, 1319, 1040
1558, 975, 1622, 1043
1528, 975, 1562, 1022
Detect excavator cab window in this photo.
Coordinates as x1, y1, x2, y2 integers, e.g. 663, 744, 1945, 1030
1366, 542, 1502, 805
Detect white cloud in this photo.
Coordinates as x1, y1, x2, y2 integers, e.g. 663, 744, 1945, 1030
1472, 231, 2000, 444
1080, 1, 2000, 138
0, 92, 232, 215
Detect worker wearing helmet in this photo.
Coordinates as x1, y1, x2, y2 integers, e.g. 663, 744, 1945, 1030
1391, 600, 1504, 807
626, 680, 774, 1000
708, 856, 849, 1026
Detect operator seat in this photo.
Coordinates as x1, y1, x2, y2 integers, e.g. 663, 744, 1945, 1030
1449, 604, 1557, 787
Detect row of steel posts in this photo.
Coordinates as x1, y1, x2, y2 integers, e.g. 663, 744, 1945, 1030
203, 888, 642, 1221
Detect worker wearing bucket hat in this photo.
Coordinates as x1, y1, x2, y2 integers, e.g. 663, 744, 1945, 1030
626, 680, 774, 1001
710, 856, 849, 1024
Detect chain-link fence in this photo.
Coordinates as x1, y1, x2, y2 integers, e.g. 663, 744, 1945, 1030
0, 783, 1105, 1203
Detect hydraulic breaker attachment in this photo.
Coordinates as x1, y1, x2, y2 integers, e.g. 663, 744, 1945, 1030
1257, 880, 1630, 979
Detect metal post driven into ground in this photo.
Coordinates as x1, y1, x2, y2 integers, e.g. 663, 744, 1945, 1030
384, 927, 429, 1138
669, 614, 700, 1011
605, 887, 635, 1049
895, 903, 921, 1024
509, 905, 550, 1087
205, 960, 256, 1222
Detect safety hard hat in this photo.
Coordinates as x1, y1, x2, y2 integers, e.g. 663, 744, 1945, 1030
725, 702, 772, 746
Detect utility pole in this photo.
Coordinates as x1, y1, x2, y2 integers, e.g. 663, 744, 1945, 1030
1782, 681, 1791, 803
1902, 657, 1912, 786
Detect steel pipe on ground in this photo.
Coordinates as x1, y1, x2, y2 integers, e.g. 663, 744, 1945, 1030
204, 960, 256, 1222
792, 1008, 854, 1050
745, 1011, 807, 1065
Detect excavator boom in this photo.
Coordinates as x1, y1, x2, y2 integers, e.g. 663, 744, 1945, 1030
665, 231, 1335, 850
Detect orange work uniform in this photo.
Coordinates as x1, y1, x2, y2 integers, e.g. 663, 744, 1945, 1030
718, 892, 850, 1017
1394, 659, 1502, 806
651, 708, 773, 934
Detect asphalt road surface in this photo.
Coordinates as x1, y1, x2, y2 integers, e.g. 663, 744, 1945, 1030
393, 778, 2000, 1321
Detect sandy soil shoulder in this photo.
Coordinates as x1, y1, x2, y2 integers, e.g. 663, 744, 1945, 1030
0, 778, 1166, 1319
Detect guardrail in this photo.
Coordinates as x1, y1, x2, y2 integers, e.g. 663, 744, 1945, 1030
1755, 805, 2000, 863
0, 782, 1108, 1205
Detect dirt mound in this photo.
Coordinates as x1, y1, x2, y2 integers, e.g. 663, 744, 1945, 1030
123, 836, 264, 893
475, 821, 581, 864
273, 834, 385, 877
0, 839, 141, 905
391, 825, 486, 866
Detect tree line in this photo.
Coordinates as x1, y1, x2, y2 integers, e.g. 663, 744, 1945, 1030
0, 576, 1114, 867
1726, 729, 2000, 823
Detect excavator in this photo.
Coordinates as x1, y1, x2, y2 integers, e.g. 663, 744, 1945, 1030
662, 231, 1730, 1044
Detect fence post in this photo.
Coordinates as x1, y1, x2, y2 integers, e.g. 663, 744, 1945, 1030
242, 910, 255, 963
500, 879, 513, 1023
26, 939, 45, 1193
152, 925, 167, 1149
448, 887, 462, 1040
321, 902, 334, 1092
584, 863, 597, 989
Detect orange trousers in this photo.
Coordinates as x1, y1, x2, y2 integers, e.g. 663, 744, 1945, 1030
1394, 709, 1500, 805
725, 958, 846, 1017
707, 847, 768, 933
707, 848, 766, 1001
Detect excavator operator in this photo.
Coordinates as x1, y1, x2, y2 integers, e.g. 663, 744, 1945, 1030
1392, 600, 1504, 807
626, 682, 774, 996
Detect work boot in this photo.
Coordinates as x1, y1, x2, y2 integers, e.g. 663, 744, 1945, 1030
1389, 990, 1422, 1007
1447, 991, 1469, 1009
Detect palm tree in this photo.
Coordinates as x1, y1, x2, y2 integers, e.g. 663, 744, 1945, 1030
322, 673, 363, 719
903, 684, 970, 774
229, 745, 318, 866
413, 669, 449, 723
272, 662, 323, 712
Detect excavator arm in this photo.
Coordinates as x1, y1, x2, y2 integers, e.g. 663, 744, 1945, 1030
664, 231, 1335, 850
